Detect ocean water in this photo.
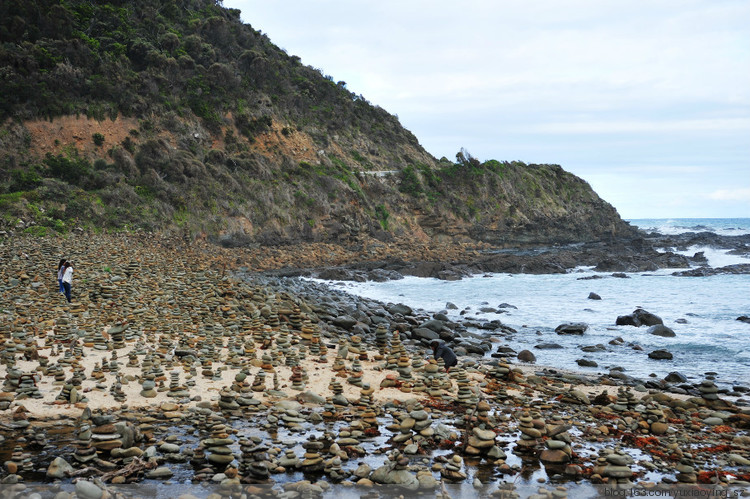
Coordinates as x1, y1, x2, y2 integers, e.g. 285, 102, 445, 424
316, 219, 750, 389
628, 217, 750, 236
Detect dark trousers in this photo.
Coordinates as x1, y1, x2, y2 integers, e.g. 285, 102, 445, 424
63, 282, 71, 303
58, 278, 64, 293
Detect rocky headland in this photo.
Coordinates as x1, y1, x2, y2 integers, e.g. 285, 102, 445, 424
1, 232, 748, 498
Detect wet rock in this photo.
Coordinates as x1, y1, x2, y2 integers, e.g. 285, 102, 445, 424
517, 350, 536, 363
412, 328, 439, 342
664, 372, 688, 383
46, 457, 73, 479
74, 481, 103, 499
535, 343, 564, 349
296, 391, 325, 405
387, 304, 413, 316
555, 323, 588, 335
588, 292, 602, 300
332, 315, 358, 330
146, 467, 174, 479
648, 324, 676, 337
576, 359, 598, 367
648, 349, 673, 360
616, 308, 663, 327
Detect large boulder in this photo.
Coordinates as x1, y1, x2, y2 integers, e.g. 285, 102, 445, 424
332, 315, 358, 330
555, 323, 588, 335
648, 349, 673, 360
534, 343, 564, 350
518, 350, 536, 362
412, 327, 439, 342
387, 303, 413, 316
616, 308, 663, 327
46, 457, 74, 479
634, 309, 664, 326
419, 319, 446, 332
648, 324, 676, 337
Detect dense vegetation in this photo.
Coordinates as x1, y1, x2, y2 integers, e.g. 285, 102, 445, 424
0, 0, 634, 245
0, 0, 411, 142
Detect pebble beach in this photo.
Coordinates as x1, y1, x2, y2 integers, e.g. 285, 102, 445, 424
1, 232, 749, 498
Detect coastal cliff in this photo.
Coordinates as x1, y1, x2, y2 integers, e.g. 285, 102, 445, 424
0, 0, 638, 249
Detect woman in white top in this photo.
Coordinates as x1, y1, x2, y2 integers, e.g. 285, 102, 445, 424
62, 262, 73, 303
57, 258, 66, 294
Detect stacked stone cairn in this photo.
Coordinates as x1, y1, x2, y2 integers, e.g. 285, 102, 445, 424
14, 373, 43, 400
0, 391, 13, 410
331, 352, 347, 373
371, 450, 419, 490
441, 454, 467, 482
347, 358, 364, 387
91, 416, 123, 453
514, 411, 544, 455
593, 448, 634, 489
385, 332, 403, 370
56, 375, 85, 404
329, 378, 348, 406
643, 401, 669, 435
393, 402, 434, 454
611, 387, 638, 412
290, 366, 305, 391
140, 373, 157, 398
355, 383, 379, 429
454, 367, 477, 407
396, 351, 413, 390
278, 448, 300, 470
110, 375, 126, 403
466, 424, 498, 458
300, 435, 325, 472
540, 415, 573, 467
231, 372, 261, 409
203, 423, 236, 471
73, 421, 97, 466
275, 326, 291, 357
698, 380, 720, 405
107, 323, 127, 349
6, 445, 33, 475
218, 387, 240, 411
238, 439, 271, 483
3, 367, 21, 392
675, 454, 698, 484
374, 324, 389, 360
250, 371, 266, 392
167, 371, 189, 398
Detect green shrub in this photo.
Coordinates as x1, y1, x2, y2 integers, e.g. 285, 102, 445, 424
375, 204, 390, 230
122, 136, 135, 153
43, 152, 92, 185
10, 168, 43, 192
398, 165, 422, 197
92, 132, 105, 146
23, 226, 48, 237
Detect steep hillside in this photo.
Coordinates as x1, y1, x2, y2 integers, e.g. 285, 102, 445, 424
0, 0, 638, 247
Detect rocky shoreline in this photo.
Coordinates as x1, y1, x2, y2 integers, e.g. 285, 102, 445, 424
247, 232, 750, 283
0, 232, 748, 498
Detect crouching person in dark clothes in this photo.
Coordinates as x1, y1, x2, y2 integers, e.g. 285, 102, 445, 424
430, 339, 458, 372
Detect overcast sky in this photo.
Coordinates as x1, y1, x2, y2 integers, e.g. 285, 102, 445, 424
223, 0, 750, 219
